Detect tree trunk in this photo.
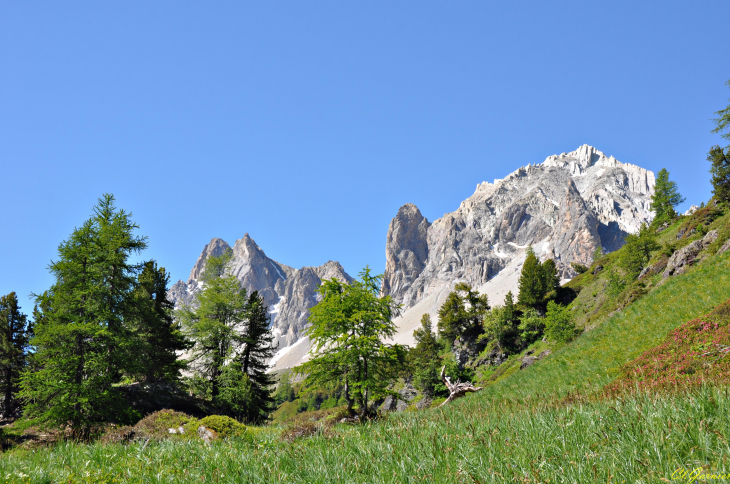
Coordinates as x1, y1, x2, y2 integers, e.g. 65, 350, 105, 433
438, 366, 483, 407
343, 377, 354, 415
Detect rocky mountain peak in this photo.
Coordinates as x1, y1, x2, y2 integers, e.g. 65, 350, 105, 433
381, 203, 431, 298
168, 235, 352, 370
384, 145, 655, 317
188, 238, 231, 282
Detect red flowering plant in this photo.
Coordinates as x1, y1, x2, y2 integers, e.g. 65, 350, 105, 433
605, 299, 730, 396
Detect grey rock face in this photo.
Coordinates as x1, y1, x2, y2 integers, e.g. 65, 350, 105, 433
663, 230, 718, 278
382, 203, 430, 299
168, 234, 352, 354
548, 179, 602, 277
520, 356, 537, 369
384, 145, 655, 311
189, 238, 231, 281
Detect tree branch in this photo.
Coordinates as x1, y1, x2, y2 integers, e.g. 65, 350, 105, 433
438, 366, 483, 407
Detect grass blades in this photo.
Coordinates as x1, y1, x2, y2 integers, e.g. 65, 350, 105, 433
1, 386, 729, 483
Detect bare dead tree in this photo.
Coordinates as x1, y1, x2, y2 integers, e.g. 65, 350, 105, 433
438, 366, 483, 407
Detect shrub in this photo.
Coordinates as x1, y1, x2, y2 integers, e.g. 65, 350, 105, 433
517, 308, 544, 345
544, 302, 577, 343
135, 410, 196, 439
198, 415, 250, 439
570, 262, 588, 274
605, 269, 626, 298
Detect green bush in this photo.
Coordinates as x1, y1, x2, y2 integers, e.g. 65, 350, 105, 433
570, 262, 588, 274
135, 410, 196, 438
544, 301, 577, 343
198, 415, 250, 440
517, 308, 544, 345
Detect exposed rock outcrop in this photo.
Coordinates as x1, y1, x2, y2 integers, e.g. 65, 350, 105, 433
381, 204, 430, 299
663, 230, 718, 278
385, 145, 655, 319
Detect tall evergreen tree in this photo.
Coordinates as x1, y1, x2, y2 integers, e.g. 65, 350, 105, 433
131, 261, 191, 384
651, 168, 685, 222
517, 247, 543, 307
235, 290, 277, 423
539, 259, 560, 297
708, 145, 730, 204
0, 292, 32, 418
411, 314, 441, 396
20, 194, 147, 428
437, 283, 488, 344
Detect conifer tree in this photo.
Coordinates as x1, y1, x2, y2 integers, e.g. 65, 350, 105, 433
235, 290, 277, 423
131, 261, 191, 384
437, 283, 488, 344
517, 247, 543, 307
297, 267, 404, 418
539, 259, 560, 297
651, 168, 685, 222
20, 194, 147, 428
411, 314, 441, 396
0, 292, 32, 418
708, 145, 730, 204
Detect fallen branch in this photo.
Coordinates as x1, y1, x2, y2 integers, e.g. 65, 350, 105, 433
438, 366, 483, 407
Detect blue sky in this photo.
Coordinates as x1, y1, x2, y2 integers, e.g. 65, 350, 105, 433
1, 1, 729, 314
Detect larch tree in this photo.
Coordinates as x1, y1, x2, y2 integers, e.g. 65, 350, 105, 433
296, 267, 404, 418
20, 194, 148, 429
178, 250, 247, 400
651, 168, 685, 222
411, 313, 441, 396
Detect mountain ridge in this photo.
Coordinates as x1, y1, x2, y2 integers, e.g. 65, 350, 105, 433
170, 144, 655, 369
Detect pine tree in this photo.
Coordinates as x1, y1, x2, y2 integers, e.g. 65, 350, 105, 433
708, 145, 730, 204
437, 283, 488, 344
651, 168, 685, 222
235, 291, 277, 423
131, 261, 191, 384
0, 292, 32, 418
539, 259, 560, 297
411, 314, 441, 396
20, 194, 148, 429
517, 247, 543, 308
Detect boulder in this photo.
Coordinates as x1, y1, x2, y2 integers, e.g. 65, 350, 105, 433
520, 356, 538, 369
416, 395, 433, 410
591, 265, 603, 275
664, 230, 718, 278
197, 426, 217, 444
537, 349, 552, 359
396, 384, 418, 412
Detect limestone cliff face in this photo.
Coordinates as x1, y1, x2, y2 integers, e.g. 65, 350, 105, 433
167, 235, 352, 354
381, 203, 431, 300
383, 145, 655, 311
